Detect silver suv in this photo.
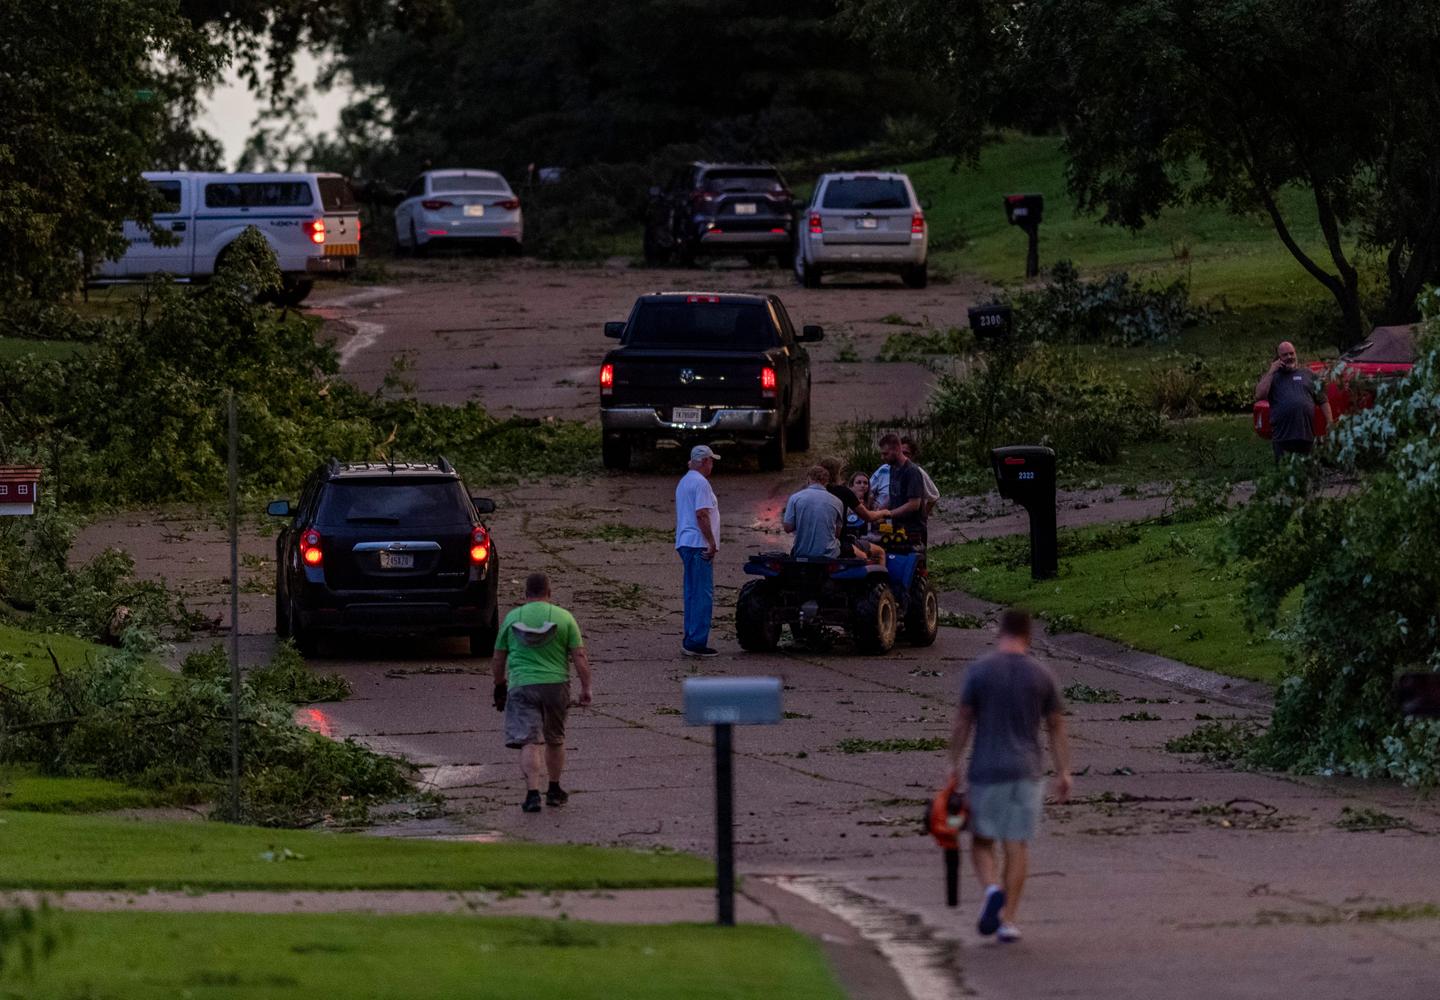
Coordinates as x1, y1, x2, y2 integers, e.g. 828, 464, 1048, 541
794, 172, 928, 289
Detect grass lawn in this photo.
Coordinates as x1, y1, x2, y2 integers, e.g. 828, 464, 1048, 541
930, 517, 1289, 683
0, 623, 134, 686
0, 768, 169, 813
0, 337, 86, 364
0, 912, 843, 1000
0, 810, 712, 892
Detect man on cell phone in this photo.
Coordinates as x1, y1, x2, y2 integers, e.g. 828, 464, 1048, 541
1256, 341, 1332, 462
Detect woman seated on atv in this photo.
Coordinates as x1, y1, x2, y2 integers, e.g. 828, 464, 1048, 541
819, 457, 888, 564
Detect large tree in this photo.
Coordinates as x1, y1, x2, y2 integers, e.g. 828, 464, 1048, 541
0, 0, 224, 302
848, 0, 1440, 344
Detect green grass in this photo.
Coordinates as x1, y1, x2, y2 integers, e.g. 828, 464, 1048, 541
0, 338, 85, 363
0, 912, 844, 1000
0, 811, 712, 891
0, 623, 123, 686
0, 768, 168, 813
930, 517, 1289, 683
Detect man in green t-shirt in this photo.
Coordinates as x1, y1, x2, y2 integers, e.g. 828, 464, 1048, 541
492, 572, 592, 813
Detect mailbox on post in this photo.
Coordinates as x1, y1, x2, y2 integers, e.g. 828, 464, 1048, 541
991, 445, 1057, 580
968, 304, 1013, 342
1003, 193, 1044, 278
683, 677, 782, 926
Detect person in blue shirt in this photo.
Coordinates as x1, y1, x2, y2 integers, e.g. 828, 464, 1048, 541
782, 466, 844, 558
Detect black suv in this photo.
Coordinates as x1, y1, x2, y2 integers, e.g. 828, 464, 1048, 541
643, 163, 795, 267
268, 459, 500, 656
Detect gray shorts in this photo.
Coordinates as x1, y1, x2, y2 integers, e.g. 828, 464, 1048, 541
968, 779, 1045, 842
504, 682, 570, 748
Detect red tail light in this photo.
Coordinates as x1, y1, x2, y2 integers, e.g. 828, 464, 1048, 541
686, 294, 720, 304
304, 219, 325, 245
470, 525, 491, 564
356, 217, 362, 243
299, 529, 323, 566
421, 199, 452, 211
599, 363, 614, 394
493, 198, 521, 211
809, 213, 822, 235
911, 213, 925, 234
760, 366, 778, 392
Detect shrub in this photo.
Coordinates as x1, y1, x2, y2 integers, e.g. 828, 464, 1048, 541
1009, 260, 1197, 346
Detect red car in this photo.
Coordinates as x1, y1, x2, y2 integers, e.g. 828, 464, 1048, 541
1253, 325, 1417, 439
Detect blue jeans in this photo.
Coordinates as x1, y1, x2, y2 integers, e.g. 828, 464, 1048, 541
678, 547, 713, 649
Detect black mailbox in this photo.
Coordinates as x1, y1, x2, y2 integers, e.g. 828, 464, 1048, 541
1004, 193, 1044, 227
991, 445, 1057, 580
968, 304, 1013, 341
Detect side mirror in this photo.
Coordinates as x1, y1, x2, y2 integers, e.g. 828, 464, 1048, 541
472, 496, 496, 515
266, 500, 292, 518
604, 321, 626, 339
800, 325, 824, 342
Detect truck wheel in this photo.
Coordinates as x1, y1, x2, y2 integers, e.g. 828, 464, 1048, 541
759, 429, 787, 472
852, 580, 899, 654
469, 624, 498, 657
275, 589, 292, 639
796, 255, 822, 289
290, 602, 320, 658
411, 223, 428, 259
786, 401, 811, 453
601, 437, 631, 471
905, 577, 940, 647
736, 580, 782, 651
278, 278, 313, 306
902, 263, 928, 289
776, 247, 794, 268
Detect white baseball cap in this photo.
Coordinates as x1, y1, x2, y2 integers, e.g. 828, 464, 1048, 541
690, 445, 721, 462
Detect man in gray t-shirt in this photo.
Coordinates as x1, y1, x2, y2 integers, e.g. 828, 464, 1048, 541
1255, 340, 1332, 461
783, 466, 844, 559
949, 609, 1071, 943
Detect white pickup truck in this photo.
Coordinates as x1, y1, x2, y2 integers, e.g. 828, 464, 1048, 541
91, 171, 361, 304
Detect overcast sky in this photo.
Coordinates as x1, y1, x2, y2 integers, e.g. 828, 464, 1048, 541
197, 50, 350, 168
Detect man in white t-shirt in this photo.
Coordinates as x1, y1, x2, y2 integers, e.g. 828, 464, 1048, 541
675, 445, 721, 657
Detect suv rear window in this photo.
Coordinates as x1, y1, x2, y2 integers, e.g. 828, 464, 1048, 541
627, 303, 778, 351
318, 177, 359, 212
204, 181, 314, 209
821, 178, 911, 210
317, 479, 470, 528
431, 175, 508, 194
701, 170, 785, 194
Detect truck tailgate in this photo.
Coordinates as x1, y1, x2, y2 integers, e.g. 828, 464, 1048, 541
608, 350, 773, 408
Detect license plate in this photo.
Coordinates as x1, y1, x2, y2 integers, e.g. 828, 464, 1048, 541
464, 204, 485, 217
323, 243, 360, 256
379, 551, 414, 569
857, 217, 879, 229
734, 203, 757, 215
672, 407, 702, 423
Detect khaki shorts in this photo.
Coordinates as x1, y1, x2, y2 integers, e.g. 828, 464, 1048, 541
504, 682, 571, 748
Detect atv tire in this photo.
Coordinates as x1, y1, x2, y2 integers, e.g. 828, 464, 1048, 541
852, 579, 899, 654
905, 576, 940, 647
736, 580, 782, 651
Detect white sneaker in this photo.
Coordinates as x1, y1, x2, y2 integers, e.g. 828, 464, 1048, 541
997, 922, 1021, 943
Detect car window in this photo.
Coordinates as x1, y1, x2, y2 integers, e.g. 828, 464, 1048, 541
204, 181, 314, 209
148, 180, 183, 214
317, 479, 471, 528
430, 175, 508, 194
770, 300, 796, 343
701, 170, 785, 194
318, 177, 358, 212
627, 303, 778, 351
821, 177, 911, 210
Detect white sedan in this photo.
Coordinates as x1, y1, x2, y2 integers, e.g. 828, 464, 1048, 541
394, 169, 523, 255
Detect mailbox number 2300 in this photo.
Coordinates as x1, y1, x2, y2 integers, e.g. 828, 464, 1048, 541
1018, 471, 1035, 480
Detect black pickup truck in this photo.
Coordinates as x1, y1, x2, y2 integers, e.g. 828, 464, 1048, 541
598, 292, 821, 471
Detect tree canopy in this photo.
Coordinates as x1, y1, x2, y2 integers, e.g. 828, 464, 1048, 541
849, 0, 1440, 343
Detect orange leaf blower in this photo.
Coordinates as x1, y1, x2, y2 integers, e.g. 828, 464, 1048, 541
924, 778, 969, 907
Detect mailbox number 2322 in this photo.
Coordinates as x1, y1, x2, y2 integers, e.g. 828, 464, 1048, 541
1018, 471, 1035, 480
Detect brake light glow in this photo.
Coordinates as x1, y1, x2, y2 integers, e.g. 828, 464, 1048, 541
470, 525, 491, 564
599, 363, 614, 393
770, 227, 788, 234
299, 529, 323, 566
686, 295, 720, 303
809, 213, 822, 235
304, 219, 325, 245
356, 217, 362, 243
911, 213, 925, 234
421, 199, 452, 211
493, 198, 521, 210
760, 367, 778, 391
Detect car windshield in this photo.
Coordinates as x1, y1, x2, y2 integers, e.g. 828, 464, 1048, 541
702, 170, 785, 194
318, 177, 359, 212
430, 175, 508, 194
627, 303, 777, 351
821, 178, 911, 210
317, 479, 470, 528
